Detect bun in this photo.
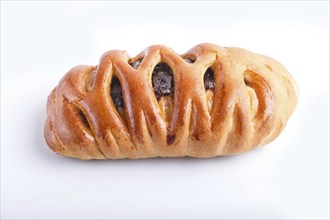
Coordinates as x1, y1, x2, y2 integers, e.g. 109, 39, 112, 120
44, 43, 298, 160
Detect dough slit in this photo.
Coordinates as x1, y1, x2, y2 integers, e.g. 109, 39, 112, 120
70, 102, 107, 159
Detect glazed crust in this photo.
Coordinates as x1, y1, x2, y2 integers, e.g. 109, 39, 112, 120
44, 43, 298, 160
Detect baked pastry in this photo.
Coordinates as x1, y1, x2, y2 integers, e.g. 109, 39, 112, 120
44, 43, 298, 160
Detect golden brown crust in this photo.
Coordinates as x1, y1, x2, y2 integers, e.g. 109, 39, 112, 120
44, 43, 298, 160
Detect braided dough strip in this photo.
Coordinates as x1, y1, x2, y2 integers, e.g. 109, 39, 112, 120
44, 43, 298, 160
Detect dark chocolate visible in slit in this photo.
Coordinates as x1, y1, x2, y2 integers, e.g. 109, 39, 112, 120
204, 68, 215, 91
152, 62, 174, 100
110, 77, 124, 109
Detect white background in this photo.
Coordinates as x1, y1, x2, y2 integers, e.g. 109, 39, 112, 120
1, 1, 329, 219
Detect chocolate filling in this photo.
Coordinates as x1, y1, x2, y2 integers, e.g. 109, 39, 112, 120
204, 68, 215, 91
167, 134, 176, 145
110, 77, 124, 108
152, 62, 174, 100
